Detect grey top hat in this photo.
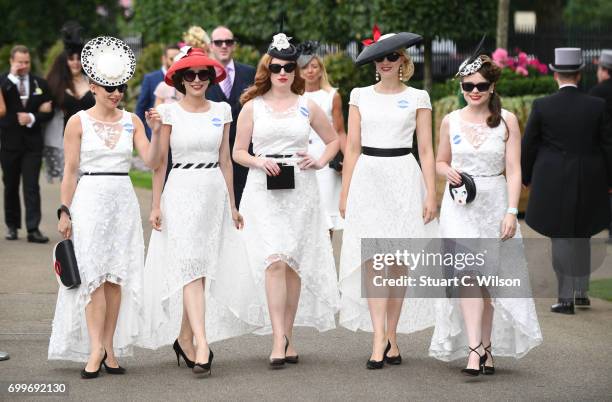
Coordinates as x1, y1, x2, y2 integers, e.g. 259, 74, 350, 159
549, 48, 585, 73
597, 50, 612, 69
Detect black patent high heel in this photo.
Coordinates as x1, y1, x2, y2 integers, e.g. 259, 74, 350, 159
384, 341, 402, 365
483, 344, 495, 375
173, 339, 195, 368
269, 335, 288, 369
81, 350, 106, 379
102, 350, 126, 374
285, 336, 299, 364
461, 343, 486, 377
193, 348, 214, 378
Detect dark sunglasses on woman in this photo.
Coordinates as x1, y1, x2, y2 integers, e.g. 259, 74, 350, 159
268, 62, 297, 74
374, 52, 401, 63
460, 82, 492, 92
212, 39, 235, 47
183, 70, 212, 82
102, 84, 127, 93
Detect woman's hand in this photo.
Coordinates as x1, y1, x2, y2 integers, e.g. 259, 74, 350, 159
149, 208, 162, 231
297, 151, 322, 170
446, 167, 462, 186
257, 157, 281, 176
422, 195, 437, 224
500, 213, 517, 241
232, 207, 244, 230
145, 108, 162, 133
57, 213, 72, 239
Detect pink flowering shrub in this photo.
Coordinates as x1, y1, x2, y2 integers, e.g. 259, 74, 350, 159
492, 47, 548, 76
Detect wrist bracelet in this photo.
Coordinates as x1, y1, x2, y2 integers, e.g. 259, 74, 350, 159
57, 204, 71, 220
507, 207, 518, 215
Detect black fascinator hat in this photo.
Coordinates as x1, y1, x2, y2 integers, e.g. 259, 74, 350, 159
267, 33, 300, 61
297, 41, 319, 68
456, 35, 487, 77
61, 21, 85, 56
448, 172, 477, 205
355, 24, 422, 66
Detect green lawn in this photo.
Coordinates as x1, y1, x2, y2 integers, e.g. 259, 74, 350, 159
590, 278, 612, 302
129, 170, 152, 189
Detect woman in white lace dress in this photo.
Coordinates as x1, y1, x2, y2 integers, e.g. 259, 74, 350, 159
339, 28, 439, 369
234, 34, 340, 368
429, 54, 542, 376
137, 48, 260, 378
298, 43, 346, 232
50, 37, 163, 378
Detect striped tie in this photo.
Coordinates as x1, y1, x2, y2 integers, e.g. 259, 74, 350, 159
221, 66, 233, 99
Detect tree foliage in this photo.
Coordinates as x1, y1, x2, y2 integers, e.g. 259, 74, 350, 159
564, 0, 612, 27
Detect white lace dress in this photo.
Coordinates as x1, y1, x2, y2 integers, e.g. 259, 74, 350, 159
339, 85, 438, 333
304, 88, 343, 230
429, 109, 542, 361
49, 110, 144, 362
137, 102, 261, 349
239, 96, 340, 333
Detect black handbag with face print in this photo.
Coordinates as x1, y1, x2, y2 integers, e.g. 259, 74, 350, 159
53, 239, 81, 288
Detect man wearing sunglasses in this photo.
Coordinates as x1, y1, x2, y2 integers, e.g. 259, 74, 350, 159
207, 26, 255, 207
0, 45, 53, 243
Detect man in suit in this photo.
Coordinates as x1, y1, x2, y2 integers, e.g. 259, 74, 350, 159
136, 44, 179, 139
206, 26, 256, 207
522, 48, 612, 314
0, 45, 53, 242
589, 49, 612, 242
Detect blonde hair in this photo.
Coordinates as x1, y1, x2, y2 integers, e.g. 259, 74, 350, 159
303, 55, 334, 92
183, 26, 211, 53
399, 49, 415, 82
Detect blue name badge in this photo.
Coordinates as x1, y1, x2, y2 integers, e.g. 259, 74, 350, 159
397, 99, 410, 109
123, 122, 134, 134
299, 106, 309, 117
452, 134, 462, 144
211, 117, 222, 127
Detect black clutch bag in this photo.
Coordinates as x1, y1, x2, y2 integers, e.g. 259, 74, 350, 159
329, 151, 344, 172
266, 164, 295, 190
53, 239, 81, 288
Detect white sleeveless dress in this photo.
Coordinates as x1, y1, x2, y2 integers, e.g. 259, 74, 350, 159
339, 85, 438, 333
304, 88, 343, 230
49, 110, 144, 362
239, 96, 340, 333
137, 102, 261, 349
429, 109, 542, 361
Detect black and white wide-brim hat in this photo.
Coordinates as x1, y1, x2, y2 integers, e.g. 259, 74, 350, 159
81, 36, 136, 85
355, 25, 422, 67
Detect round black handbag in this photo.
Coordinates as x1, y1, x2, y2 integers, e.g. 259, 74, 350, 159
448, 172, 477, 205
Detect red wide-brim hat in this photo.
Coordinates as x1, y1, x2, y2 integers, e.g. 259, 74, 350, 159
164, 47, 226, 86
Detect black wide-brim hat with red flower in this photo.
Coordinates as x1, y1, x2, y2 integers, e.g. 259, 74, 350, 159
355, 25, 422, 66
165, 46, 227, 86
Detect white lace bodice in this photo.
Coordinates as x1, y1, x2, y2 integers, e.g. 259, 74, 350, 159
448, 109, 508, 176
251, 96, 311, 155
77, 110, 133, 173
158, 101, 232, 163
349, 85, 431, 148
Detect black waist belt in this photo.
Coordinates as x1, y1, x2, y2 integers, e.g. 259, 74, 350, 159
172, 162, 219, 169
264, 154, 294, 158
82, 172, 128, 176
362, 146, 412, 157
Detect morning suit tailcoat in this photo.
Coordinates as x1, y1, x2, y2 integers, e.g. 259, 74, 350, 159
521, 86, 612, 237
0, 73, 53, 230
589, 78, 612, 119
136, 69, 164, 139
206, 61, 255, 207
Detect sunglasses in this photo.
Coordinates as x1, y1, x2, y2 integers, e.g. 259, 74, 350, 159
268, 62, 297, 74
374, 52, 401, 63
102, 84, 127, 93
461, 82, 492, 92
212, 39, 236, 47
183, 70, 212, 82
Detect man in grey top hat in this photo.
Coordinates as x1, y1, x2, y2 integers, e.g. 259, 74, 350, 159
522, 48, 612, 314
589, 49, 612, 243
